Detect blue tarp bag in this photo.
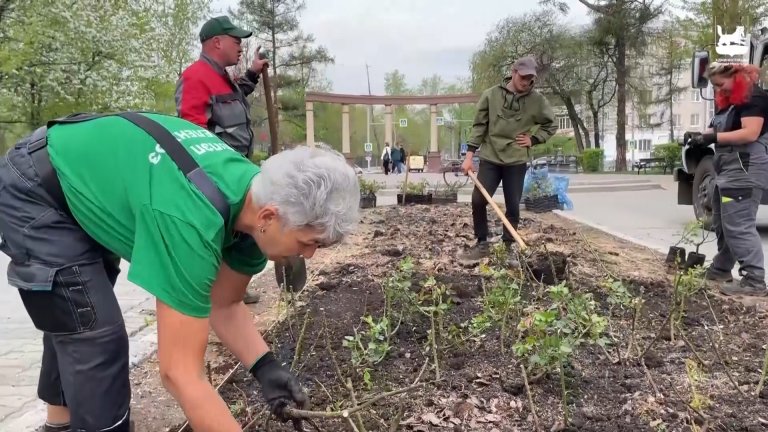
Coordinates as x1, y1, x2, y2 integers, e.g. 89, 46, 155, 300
522, 163, 574, 211
551, 174, 574, 210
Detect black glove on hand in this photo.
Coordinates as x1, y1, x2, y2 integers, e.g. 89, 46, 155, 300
251, 352, 309, 427
688, 132, 717, 147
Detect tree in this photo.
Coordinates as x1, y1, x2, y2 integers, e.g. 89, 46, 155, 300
647, 20, 689, 142
231, 0, 334, 142
153, 0, 213, 78
544, 0, 666, 171
580, 29, 617, 149
0, 0, 161, 128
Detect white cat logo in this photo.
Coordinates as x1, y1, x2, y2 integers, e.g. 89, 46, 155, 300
148, 144, 166, 165
715, 25, 749, 57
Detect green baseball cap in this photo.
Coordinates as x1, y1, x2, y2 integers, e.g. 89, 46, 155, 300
199, 16, 252, 42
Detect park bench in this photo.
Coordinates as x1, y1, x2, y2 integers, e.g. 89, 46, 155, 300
633, 157, 669, 174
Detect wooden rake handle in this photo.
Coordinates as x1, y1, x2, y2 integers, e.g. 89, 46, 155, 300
467, 170, 528, 250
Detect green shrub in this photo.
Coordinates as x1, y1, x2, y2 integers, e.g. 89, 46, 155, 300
533, 135, 577, 157
652, 143, 682, 171
359, 178, 384, 195
250, 150, 268, 165
582, 148, 604, 172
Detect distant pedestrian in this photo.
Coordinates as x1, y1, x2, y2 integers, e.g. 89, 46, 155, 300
396, 143, 407, 173
382, 142, 392, 175
390, 144, 402, 174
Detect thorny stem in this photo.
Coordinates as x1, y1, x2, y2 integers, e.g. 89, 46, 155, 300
577, 229, 618, 280
701, 290, 721, 342
641, 358, 662, 398
346, 378, 366, 432
281, 383, 425, 420
520, 364, 542, 432
430, 313, 440, 381
347, 418, 361, 432
500, 308, 508, 356
322, 318, 365, 430
388, 405, 405, 432
262, 416, 322, 432
291, 309, 312, 371
543, 244, 560, 285
559, 362, 569, 426
703, 325, 746, 397
624, 299, 642, 360
242, 407, 269, 431
676, 324, 709, 370
668, 376, 707, 421
639, 306, 674, 361
756, 345, 768, 398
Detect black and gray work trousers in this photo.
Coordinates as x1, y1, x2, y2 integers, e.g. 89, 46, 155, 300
711, 140, 768, 282
0, 133, 131, 431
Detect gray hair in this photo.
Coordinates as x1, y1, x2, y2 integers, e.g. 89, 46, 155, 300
249, 145, 360, 244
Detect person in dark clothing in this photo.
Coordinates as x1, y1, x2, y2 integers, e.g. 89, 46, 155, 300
458, 56, 557, 261
381, 143, 392, 175
396, 143, 407, 173
687, 62, 768, 297
390, 145, 402, 174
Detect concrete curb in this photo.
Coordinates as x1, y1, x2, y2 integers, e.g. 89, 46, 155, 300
1, 261, 275, 432
553, 210, 669, 255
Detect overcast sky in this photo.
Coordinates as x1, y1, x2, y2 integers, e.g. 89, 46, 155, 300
212, 0, 592, 94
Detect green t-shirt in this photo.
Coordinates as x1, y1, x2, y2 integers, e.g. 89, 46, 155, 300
47, 112, 267, 318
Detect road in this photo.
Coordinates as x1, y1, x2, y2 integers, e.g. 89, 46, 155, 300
562, 179, 768, 274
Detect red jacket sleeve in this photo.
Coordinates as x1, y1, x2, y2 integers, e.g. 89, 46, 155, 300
175, 72, 210, 128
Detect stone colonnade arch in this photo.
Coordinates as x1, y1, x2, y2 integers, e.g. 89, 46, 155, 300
303, 92, 479, 172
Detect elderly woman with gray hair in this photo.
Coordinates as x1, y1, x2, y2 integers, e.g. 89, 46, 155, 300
686, 62, 768, 297
0, 111, 359, 432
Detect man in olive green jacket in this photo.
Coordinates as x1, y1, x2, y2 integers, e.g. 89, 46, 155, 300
460, 56, 557, 260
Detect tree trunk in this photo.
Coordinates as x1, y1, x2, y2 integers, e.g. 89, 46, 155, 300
614, 34, 628, 171
270, 0, 280, 140
563, 96, 585, 153
592, 109, 601, 149
578, 118, 591, 149
668, 72, 675, 142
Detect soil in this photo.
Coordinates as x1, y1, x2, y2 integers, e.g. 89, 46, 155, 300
137, 203, 768, 432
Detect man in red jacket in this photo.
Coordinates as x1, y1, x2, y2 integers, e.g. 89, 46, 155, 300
177, 16, 270, 304
176, 16, 268, 158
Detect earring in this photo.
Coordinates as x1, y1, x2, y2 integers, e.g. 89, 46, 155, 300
258, 225, 266, 234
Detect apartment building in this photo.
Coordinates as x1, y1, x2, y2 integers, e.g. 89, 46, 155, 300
550, 27, 715, 165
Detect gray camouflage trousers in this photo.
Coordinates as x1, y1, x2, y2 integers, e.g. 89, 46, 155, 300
711, 138, 768, 282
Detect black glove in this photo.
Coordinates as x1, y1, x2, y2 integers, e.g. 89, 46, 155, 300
251, 352, 309, 428
687, 132, 717, 147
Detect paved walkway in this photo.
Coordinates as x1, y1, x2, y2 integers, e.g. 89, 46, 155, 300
0, 251, 156, 431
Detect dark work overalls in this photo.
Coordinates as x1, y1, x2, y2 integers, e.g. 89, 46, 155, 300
0, 113, 231, 431
709, 105, 768, 284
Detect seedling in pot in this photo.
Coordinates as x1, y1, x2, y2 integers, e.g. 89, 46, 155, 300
679, 220, 714, 269
358, 178, 384, 209
665, 245, 687, 267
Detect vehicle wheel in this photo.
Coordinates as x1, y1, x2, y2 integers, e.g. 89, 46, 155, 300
692, 155, 715, 231
443, 170, 470, 188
